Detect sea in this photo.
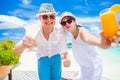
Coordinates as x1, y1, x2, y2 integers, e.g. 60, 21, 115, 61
0, 27, 26, 43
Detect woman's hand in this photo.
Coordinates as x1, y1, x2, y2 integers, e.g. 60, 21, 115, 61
99, 31, 111, 48
100, 29, 120, 48
112, 28, 120, 43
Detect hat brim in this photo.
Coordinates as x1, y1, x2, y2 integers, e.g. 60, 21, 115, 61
60, 12, 76, 22
36, 12, 57, 16
60, 15, 76, 23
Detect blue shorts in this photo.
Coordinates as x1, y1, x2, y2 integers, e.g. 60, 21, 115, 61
38, 54, 61, 80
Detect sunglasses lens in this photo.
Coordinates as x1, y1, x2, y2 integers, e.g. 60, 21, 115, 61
42, 15, 48, 19
50, 15, 55, 19
67, 18, 72, 24
42, 15, 55, 20
61, 21, 66, 26
61, 17, 73, 26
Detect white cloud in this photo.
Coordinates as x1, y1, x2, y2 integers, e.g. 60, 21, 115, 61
90, 26, 101, 37
0, 15, 103, 30
79, 0, 88, 6
76, 16, 100, 23
0, 15, 26, 29
10, 9, 38, 19
57, 16, 100, 23
74, 6, 82, 10
10, 2, 39, 19
89, 24, 101, 32
0, 14, 103, 38
22, 0, 31, 5
2, 32, 9, 36
116, 11, 120, 23
100, 1, 112, 7
20, 0, 38, 9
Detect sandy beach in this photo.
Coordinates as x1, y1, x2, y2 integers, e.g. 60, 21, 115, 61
101, 49, 120, 80
13, 48, 120, 80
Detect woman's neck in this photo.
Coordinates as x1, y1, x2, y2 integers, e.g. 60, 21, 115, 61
71, 26, 78, 39
73, 31, 78, 39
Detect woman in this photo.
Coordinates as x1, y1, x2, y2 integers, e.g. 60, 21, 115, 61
60, 12, 120, 80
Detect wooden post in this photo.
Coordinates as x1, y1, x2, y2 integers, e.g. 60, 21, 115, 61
8, 69, 12, 80
0, 65, 13, 80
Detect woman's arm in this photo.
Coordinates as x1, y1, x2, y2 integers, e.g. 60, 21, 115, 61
79, 27, 120, 48
79, 28, 111, 48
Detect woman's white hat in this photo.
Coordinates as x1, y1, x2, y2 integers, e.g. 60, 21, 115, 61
60, 12, 76, 22
37, 3, 57, 16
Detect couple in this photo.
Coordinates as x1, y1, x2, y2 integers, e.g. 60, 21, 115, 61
14, 3, 120, 80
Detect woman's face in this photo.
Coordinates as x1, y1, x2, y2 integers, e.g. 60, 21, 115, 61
39, 13, 56, 28
61, 16, 76, 32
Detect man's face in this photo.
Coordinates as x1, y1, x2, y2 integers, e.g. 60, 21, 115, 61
39, 13, 56, 28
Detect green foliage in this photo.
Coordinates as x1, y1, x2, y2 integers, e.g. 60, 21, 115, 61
0, 40, 16, 50
0, 50, 20, 66
0, 40, 20, 66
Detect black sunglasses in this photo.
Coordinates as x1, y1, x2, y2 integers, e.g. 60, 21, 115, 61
42, 15, 55, 20
61, 18, 73, 26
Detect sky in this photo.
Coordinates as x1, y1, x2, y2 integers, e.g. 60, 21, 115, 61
0, 0, 120, 29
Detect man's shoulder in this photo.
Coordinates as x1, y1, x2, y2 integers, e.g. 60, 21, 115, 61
55, 23, 64, 30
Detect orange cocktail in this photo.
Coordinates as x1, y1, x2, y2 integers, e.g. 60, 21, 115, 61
100, 4, 120, 41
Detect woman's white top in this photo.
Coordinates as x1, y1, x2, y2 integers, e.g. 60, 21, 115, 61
72, 34, 103, 80
35, 25, 67, 59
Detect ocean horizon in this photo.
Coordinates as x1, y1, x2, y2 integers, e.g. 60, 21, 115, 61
0, 27, 25, 42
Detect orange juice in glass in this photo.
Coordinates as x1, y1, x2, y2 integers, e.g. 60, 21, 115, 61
100, 4, 120, 41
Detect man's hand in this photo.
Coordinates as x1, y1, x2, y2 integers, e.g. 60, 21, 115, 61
22, 35, 37, 49
61, 52, 71, 68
